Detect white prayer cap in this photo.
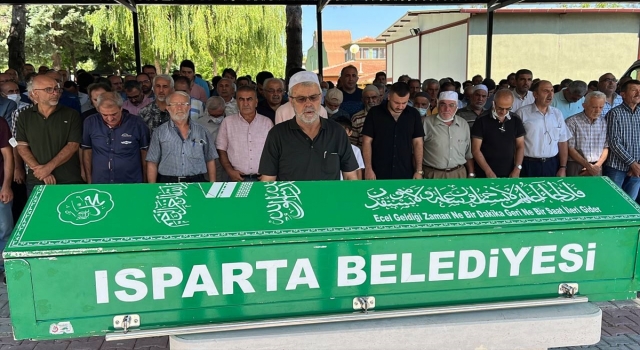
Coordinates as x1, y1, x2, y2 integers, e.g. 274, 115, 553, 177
473, 84, 489, 93
289, 71, 320, 91
439, 91, 458, 102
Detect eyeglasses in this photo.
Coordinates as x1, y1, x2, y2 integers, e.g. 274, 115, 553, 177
34, 87, 62, 94
168, 102, 190, 107
494, 106, 512, 112
364, 96, 379, 101
291, 94, 321, 104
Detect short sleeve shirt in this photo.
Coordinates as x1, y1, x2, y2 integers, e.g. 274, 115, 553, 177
16, 105, 83, 185
259, 118, 358, 181
422, 114, 472, 170
139, 102, 170, 134
339, 88, 364, 117
146, 120, 219, 177
516, 104, 571, 158
471, 111, 526, 177
81, 112, 150, 184
361, 102, 425, 179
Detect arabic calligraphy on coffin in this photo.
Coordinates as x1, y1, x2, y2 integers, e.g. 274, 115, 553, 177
365, 180, 586, 210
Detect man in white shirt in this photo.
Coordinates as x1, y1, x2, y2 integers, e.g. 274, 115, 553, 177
516, 80, 571, 177
511, 69, 535, 111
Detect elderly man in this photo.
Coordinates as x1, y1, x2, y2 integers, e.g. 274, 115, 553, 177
351, 85, 381, 147
412, 92, 430, 121
16, 75, 83, 196
1, 81, 27, 110
259, 71, 358, 181
458, 84, 488, 128
140, 75, 174, 133
324, 88, 350, 121
471, 89, 525, 178
217, 78, 238, 116
565, 91, 608, 177
81, 83, 112, 121
598, 73, 623, 118
256, 78, 284, 123
136, 73, 154, 100
603, 79, 640, 199
516, 80, 570, 177
422, 91, 473, 179
122, 81, 153, 115
179, 60, 208, 104
173, 76, 205, 120
511, 69, 535, 111
108, 75, 124, 96
82, 92, 150, 184
422, 79, 440, 116
216, 86, 272, 182
338, 65, 364, 116
197, 97, 227, 181
552, 80, 587, 119
362, 82, 424, 180
146, 91, 217, 183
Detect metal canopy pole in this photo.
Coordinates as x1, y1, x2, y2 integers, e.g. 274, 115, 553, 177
316, 7, 323, 78
485, 8, 494, 79
132, 10, 142, 74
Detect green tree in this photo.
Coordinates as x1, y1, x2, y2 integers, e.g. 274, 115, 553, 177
86, 5, 286, 80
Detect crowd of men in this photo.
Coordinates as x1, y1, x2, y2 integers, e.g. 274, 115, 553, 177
0, 60, 639, 280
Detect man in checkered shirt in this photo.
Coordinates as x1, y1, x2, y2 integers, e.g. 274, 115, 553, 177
604, 79, 640, 202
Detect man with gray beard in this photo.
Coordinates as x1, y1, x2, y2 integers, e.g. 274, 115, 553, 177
259, 71, 358, 181
146, 91, 218, 183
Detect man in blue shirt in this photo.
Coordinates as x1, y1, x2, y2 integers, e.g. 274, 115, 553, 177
0, 96, 16, 126
81, 92, 150, 184
338, 65, 364, 117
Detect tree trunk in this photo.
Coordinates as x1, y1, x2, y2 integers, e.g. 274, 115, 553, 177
285, 5, 303, 81
52, 52, 62, 71
154, 53, 161, 74
7, 4, 26, 80
164, 53, 174, 74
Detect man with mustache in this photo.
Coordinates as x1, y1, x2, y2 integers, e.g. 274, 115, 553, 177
511, 69, 535, 111
516, 80, 571, 177
146, 91, 218, 183
139, 75, 174, 134
351, 84, 381, 147
259, 71, 358, 181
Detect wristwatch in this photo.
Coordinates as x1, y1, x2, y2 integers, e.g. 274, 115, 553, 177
559, 165, 567, 169
416, 170, 424, 175
516, 164, 522, 170
468, 172, 476, 178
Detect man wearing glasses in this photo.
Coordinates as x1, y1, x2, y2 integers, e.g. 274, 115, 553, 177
146, 91, 218, 183
136, 73, 154, 100
15, 75, 83, 196
257, 78, 285, 123
259, 71, 358, 181
122, 81, 152, 116
515, 80, 571, 178
82, 92, 150, 184
598, 73, 623, 118
197, 96, 227, 181
471, 89, 525, 178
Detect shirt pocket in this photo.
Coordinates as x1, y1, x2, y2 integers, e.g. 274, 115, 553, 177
321, 152, 340, 175
187, 143, 206, 168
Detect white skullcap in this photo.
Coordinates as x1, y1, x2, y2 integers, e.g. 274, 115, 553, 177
289, 71, 320, 91
473, 84, 489, 93
439, 91, 458, 102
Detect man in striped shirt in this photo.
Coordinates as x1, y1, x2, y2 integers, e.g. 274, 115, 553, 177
565, 91, 608, 176
598, 73, 623, 118
604, 79, 640, 201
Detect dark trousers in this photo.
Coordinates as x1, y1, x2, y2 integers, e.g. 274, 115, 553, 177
522, 156, 559, 177
11, 182, 27, 224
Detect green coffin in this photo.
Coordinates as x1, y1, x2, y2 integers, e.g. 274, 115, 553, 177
5, 177, 640, 340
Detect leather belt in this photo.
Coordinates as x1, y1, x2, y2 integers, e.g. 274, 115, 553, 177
158, 174, 205, 183
242, 174, 261, 179
425, 164, 464, 172
524, 156, 556, 163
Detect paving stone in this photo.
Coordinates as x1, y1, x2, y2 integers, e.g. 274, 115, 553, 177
603, 326, 636, 337
0, 338, 21, 346
625, 345, 640, 350
601, 336, 635, 346
98, 339, 135, 350
2, 342, 38, 350
132, 337, 167, 349
66, 338, 104, 350
32, 341, 69, 350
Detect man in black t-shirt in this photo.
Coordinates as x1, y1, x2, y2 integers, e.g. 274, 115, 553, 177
471, 89, 526, 178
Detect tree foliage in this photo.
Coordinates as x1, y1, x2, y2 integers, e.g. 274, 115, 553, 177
86, 5, 286, 80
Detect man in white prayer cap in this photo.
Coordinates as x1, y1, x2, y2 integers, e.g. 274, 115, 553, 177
458, 84, 488, 128
422, 90, 475, 179
259, 71, 359, 181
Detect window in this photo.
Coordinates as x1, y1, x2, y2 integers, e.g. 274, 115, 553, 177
379, 48, 386, 59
